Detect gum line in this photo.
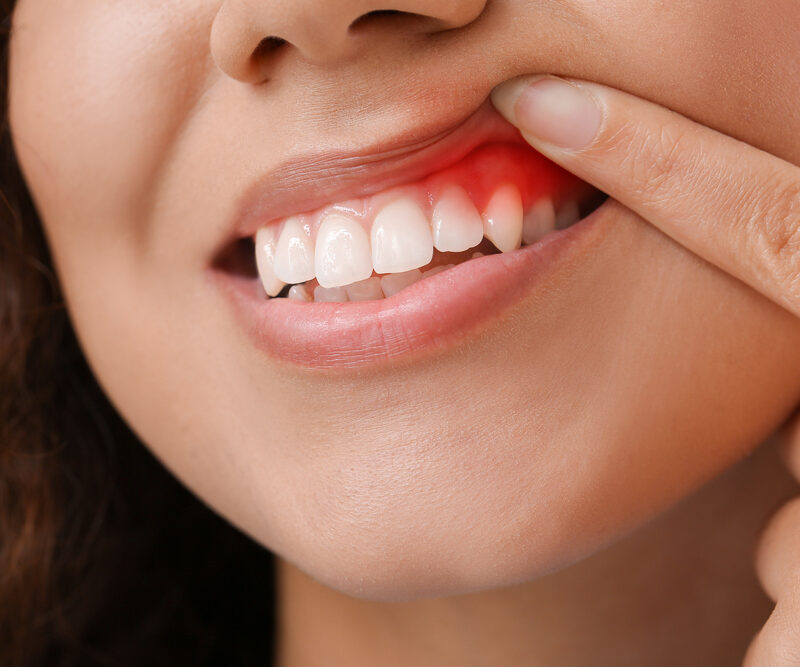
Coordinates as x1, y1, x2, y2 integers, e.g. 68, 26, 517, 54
262, 142, 584, 243
254, 142, 597, 299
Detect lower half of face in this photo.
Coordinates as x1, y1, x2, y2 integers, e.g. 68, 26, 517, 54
10, 0, 800, 600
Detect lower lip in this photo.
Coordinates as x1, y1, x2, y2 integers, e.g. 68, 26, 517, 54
215, 201, 608, 369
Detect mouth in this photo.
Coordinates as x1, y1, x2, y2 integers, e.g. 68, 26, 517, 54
211, 102, 608, 368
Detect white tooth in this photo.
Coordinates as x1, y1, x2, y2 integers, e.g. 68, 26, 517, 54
422, 264, 454, 278
255, 226, 287, 297
471, 252, 484, 259
315, 214, 373, 288
482, 184, 523, 253
522, 198, 557, 245
314, 285, 349, 302
380, 269, 422, 297
371, 198, 433, 274
431, 186, 484, 253
288, 284, 312, 302
345, 277, 383, 302
555, 200, 581, 229
273, 217, 316, 285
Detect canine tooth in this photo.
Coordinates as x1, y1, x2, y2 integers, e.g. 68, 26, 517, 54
255, 226, 287, 297
345, 277, 383, 302
315, 214, 373, 288
273, 217, 315, 284
422, 264, 454, 278
380, 269, 422, 297
432, 186, 484, 252
288, 284, 312, 301
522, 198, 557, 245
482, 184, 523, 253
555, 200, 581, 229
372, 198, 433, 274
314, 285, 349, 302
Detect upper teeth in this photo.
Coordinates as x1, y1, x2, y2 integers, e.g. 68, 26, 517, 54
255, 183, 577, 298
371, 198, 433, 275
522, 198, 557, 245
432, 185, 484, 253
273, 216, 315, 284
481, 183, 524, 253
315, 214, 373, 288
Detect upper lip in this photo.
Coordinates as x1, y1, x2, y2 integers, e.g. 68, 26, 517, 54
226, 98, 527, 243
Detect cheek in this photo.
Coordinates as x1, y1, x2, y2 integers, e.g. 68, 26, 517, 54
10, 0, 215, 273
569, 0, 800, 163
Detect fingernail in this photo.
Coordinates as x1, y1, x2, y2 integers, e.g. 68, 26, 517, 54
491, 76, 603, 151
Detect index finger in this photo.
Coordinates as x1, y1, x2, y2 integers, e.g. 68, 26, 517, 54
492, 76, 800, 318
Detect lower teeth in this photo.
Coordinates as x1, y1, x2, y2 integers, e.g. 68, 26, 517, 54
284, 263, 458, 303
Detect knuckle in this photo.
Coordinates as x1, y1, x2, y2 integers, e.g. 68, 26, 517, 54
761, 496, 800, 550
742, 175, 800, 308
755, 497, 800, 598
769, 599, 800, 666
747, 600, 800, 667
771, 640, 800, 667
602, 120, 698, 204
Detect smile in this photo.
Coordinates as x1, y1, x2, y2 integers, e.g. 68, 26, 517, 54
212, 104, 607, 368
255, 142, 599, 302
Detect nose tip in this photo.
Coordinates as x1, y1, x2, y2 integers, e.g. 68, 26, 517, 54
210, 0, 488, 84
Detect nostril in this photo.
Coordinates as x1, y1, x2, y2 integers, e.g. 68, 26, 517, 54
252, 35, 287, 60
349, 9, 403, 30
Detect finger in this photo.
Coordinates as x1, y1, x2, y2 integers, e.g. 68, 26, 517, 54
743, 594, 800, 667
778, 412, 800, 481
754, 497, 800, 603
491, 76, 800, 318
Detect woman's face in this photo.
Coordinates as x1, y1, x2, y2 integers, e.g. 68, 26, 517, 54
10, 0, 800, 600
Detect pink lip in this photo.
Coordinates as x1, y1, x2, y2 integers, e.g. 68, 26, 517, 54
226, 100, 524, 244
215, 203, 607, 369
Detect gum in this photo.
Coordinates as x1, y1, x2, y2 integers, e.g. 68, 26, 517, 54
263, 142, 588, 241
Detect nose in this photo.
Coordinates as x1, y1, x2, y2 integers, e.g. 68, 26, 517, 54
210, 0, 488, 83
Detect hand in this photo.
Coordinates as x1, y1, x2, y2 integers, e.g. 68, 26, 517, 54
490, 75, 800, 664
746, 414, 800, 666
490, 75, 800, 318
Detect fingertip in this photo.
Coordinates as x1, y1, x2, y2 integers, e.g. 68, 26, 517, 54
754, 497, 800, 602
492, 74, 603, 151
490, 75, 545, 127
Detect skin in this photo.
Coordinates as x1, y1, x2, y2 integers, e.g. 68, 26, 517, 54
752, 417, 800, 666
8, 0, 800, 663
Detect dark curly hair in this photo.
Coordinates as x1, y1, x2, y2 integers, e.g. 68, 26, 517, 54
0, 4, 275, 665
